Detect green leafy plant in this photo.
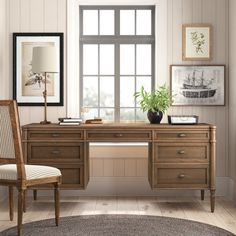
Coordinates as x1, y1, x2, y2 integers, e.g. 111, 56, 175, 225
134, 84, 173, 113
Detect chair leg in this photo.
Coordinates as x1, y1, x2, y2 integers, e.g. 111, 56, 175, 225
8, 186, 14, 221
17, 189, 24, 236
23, 190, 26, 213
54, 183, 60, 226
33, 190, 37, 201
201, 190, 204, 201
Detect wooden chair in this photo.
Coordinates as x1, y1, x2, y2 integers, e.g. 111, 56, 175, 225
0, 100, 62, 236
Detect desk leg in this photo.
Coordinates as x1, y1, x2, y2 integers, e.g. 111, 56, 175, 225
210, 190, 215, 213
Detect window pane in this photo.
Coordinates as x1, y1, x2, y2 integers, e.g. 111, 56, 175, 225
100, 76, 114, 107
136, 76, 152, 93
83, 10, 98, 35
100, 108, 114, 121
120, 76, 135, 107
120, 45, 135, 75
120, 10, 135, 35
83, 76, 98, 107
136, 10, 152, 35
83, 44, 98, 75
120, 108, 135, 121
88, 108, 99, 119
100, 44, 114, 75
136, 109, 147, 121
100, 10, 114, 35
136, 44, 151, 75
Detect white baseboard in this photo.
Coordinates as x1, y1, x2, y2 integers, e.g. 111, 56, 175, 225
228, 178, 235, 200
0, 186, 6, 201
1, 177, 234, 199
32, 176, 234, 197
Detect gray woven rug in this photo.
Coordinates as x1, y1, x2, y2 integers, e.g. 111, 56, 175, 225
0, 215, 235, 236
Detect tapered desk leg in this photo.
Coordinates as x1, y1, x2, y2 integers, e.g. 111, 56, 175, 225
210, 190, 215, 213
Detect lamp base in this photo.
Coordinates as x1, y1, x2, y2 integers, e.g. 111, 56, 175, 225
40, 120, 51, 125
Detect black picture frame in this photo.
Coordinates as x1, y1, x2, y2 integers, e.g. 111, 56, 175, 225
13, 32, 64, 106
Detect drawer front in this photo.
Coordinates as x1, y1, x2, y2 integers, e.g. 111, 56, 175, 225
60, 166, 84, 188
28, 130, 83, 140
154, 143, 209, 162
27, 143, 84, 163
86, 130, 151, 141
154, 130, 209, 141
30, 163, 85, 189
154, 166, 209, 188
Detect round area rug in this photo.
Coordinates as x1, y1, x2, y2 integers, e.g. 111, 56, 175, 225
0, 215, 235, 236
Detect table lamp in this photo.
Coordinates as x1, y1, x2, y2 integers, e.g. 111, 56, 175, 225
31, 46, 59, 124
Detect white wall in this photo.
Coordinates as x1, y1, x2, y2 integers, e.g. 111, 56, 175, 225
0, 0, 231, 197
0, 0, 7, 201
229, 0, 236, 202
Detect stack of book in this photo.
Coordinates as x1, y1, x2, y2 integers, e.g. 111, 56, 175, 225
58, 117, 82, 125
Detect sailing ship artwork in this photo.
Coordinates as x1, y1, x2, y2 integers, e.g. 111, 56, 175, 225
171, 65, 225, 106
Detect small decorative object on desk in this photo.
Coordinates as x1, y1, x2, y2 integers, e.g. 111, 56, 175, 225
168, 115, 198, 125
58, 117, 82, 125
85, 118, 103, 124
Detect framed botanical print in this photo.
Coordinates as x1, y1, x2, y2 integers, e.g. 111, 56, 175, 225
13, 32, 64, 106
170, 65, 225, 106
182, 24, 212, 61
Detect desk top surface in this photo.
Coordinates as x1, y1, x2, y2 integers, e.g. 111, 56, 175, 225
22, 123, 216, 130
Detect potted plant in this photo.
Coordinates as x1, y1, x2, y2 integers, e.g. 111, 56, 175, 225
134, 84, 173, 124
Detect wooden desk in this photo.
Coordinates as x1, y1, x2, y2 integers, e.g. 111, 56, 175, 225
22, 123, 216, 212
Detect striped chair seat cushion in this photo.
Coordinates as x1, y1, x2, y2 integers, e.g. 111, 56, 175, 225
0, 164, 61, 180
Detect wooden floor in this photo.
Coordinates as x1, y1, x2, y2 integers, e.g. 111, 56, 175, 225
0, 196, 236, 234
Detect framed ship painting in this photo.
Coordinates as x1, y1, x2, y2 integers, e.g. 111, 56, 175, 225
170, 65, 225, 106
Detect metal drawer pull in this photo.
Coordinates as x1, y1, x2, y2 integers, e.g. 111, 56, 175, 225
114, 133, 123, 137
178, 174, 185, 179
178, 150, 185, 154
51, 150, 60, 155
52, 133, 60, 137
178, 133, 186, 137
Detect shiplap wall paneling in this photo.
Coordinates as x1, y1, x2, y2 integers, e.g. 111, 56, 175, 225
6, 0, 67, 125
229, 0, 236, 201
215, 0, 229, 177
90, 158, 147, 178
167, 0, 228, 177
18, 0, 31, 124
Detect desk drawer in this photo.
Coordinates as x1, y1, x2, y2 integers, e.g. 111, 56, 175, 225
29, 163, 85, 189
154, 165, 209, 188
27, 143, 84, 163
154, 130, 209, 141
154, 143, 209, 162
28, 130, 83, 140
86, 130, 151, 141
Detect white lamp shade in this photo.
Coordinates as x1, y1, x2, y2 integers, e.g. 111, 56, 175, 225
31, 46, 59, 73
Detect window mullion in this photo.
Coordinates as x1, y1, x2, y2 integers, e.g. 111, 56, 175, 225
114, 43, 120, 122
98, 44, 100, 118
79, 42, 83, 116
114, 7, 120, 122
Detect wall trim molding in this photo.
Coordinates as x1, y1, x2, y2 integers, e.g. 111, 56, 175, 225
0, 177, 234, 202
26, 176, 235, 198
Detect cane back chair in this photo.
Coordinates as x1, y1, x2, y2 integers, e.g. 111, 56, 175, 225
0, 100, 62, 235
